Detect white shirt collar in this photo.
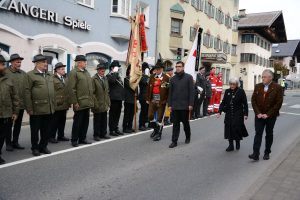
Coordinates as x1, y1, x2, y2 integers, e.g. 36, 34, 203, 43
36, 69, 44, 74
155, 73, 162, 78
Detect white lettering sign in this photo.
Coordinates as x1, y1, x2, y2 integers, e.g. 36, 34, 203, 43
0, 0, 92, 31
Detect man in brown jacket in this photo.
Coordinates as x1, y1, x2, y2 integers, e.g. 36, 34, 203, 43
146, 60, 170, 141
249, 69, 283, 161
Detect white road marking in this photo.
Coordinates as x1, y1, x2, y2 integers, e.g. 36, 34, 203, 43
249, 109, 300, 116
289, 104, 300, 109
0, 115, 214, 169
280, 111, 300, 116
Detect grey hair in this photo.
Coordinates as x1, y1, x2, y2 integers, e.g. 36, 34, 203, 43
229, 77, 240, 86
262, 69, 274, 78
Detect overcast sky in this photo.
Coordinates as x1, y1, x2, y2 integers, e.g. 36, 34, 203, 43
239, 0, 300, 40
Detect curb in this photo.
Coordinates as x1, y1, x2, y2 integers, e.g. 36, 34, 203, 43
238, 128, 300, 200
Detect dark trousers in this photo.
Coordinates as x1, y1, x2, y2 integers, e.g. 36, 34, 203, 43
93, 111, 108, 137
30, 114, 52, 150
50, 110, 67, 139
253, 116, 277, 154
139, 100, 148, 127
6, 109, 24, 145
172, 110, 191, 143
71, 109, 90, 143
193, 95, 204, 117
0, 118, 12, 154
123, 102, 134, 131
109, 100, 122, 132
203, 97, 211, 116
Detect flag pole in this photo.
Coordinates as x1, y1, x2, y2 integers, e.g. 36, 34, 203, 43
195, 27, 203, 72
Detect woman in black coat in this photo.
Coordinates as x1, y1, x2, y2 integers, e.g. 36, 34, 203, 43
217, 77, 248, 151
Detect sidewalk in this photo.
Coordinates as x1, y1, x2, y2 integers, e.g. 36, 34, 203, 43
250, 141, 300, 200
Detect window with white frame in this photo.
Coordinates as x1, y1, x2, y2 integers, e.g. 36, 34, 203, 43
78, 0, 94, 8
171, 18, 183, 36
190, 27, 197, 41
111, 0, 131, 17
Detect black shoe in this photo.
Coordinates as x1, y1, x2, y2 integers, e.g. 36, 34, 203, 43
263, 153, 270, 160
6, 145, 14, 152
57, 137, 70, 142
32, 149, 41, 156
123, 129, 132, 134
115, 130, 124, 135
72, 142, 79, 147
100, 135, 111, 139
153, 132, 162, 141
169, 142, 177, 148
39, 148, 51, 154
12, 143, 25, 150
226, 145, 234, 152
150, 130, 156, 138
110, 131, 118, 136
94, 136, 101, 141
49, 138, 58, 144
139, 126, 146, 131
185, 138, 190, 144
0, 157, 5, 165
236, 141, 240, 150
249, 153, 259, 161
79, 140, 92, 145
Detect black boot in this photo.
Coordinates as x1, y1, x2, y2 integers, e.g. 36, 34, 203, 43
236, 140, 240, 150
153, 125, 162, 141
150, 122, 158, 138
249, 153, 260, 161
226, 140, 234, 152
153, 131, 162, 141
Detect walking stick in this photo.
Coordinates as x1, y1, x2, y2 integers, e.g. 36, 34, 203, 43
158, 104, 168, 133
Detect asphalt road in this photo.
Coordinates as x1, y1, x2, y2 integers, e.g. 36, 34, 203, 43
0, 91, 300, 200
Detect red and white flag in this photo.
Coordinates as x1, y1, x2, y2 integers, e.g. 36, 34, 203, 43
185, 30, 201, 80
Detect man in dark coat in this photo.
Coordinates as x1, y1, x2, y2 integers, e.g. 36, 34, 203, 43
107, 60, 124, 136
193, 66, 206, 118
5, 53, 27, 150
217, 77, 248, 151
203, 73, 212, 116
249, 69, 283, 161
122, 65, 136, 133
168, 61, 194, 148
49, 62, 70, 143
92, 62, 111, 141
138, 62, 150, 131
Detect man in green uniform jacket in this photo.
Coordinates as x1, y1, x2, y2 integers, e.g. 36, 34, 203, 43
92, 63, 111, 141
5, 53, 28, 151
0, 55, 19, 164
49, 62, 70, 143
25, 54, 55, 156
67, 55, 94, 147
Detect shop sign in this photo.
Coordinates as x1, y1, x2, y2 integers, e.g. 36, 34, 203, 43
201, 53, 227, 63
0, 0, 92, 31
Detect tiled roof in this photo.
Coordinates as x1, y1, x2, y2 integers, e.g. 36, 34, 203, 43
272, 40, 300, 57
238, 11, 282, 28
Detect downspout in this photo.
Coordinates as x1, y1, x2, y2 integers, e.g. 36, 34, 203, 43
154, 0, 160, 63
